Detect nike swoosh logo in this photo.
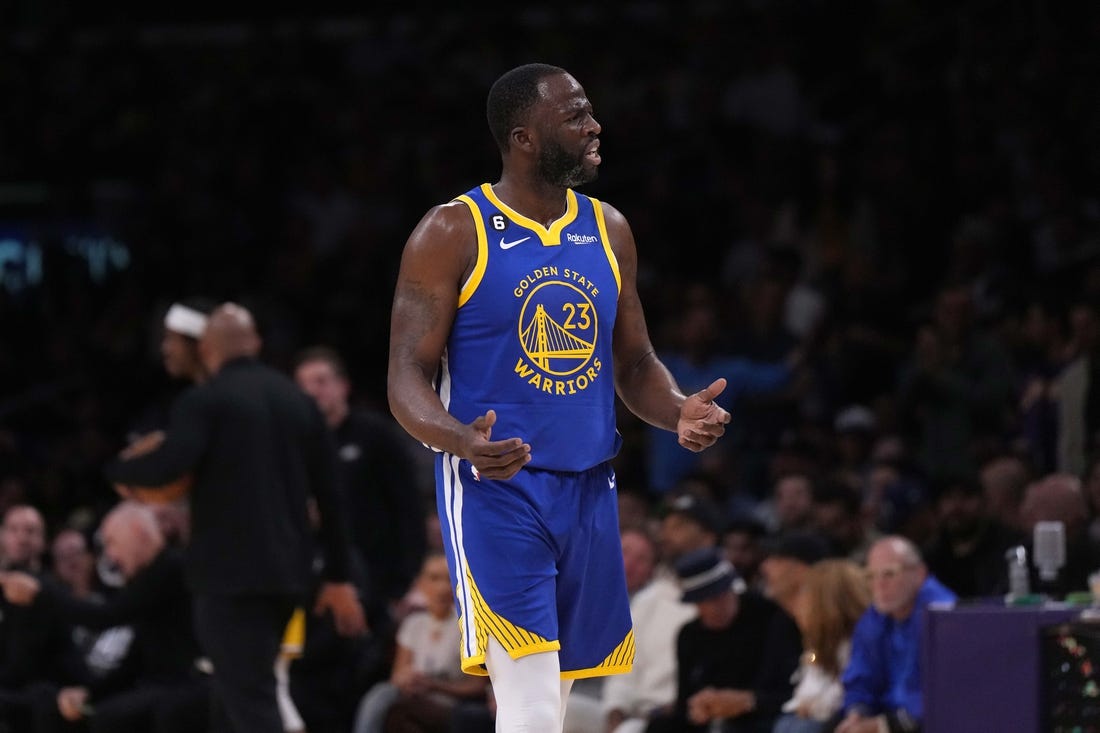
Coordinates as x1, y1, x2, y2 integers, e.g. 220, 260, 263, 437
608, 475, 616, 489
499, 236, 531, 250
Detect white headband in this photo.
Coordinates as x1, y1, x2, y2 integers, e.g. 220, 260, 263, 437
164, 304, 208, 338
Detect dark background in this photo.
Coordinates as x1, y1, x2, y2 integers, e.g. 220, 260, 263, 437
1, 0, 1097, 530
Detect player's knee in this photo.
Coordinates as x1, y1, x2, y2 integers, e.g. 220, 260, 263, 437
498, 696, 560, 732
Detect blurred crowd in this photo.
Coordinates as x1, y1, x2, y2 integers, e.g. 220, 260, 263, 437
1, 0, 1100, 731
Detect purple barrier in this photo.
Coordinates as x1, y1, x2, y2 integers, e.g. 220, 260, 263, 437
923, 603, 1081, 733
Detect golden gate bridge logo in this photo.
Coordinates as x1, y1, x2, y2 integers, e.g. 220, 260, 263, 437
517, 281, 597, 376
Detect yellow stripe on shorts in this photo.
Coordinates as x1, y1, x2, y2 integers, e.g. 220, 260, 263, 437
280, 607, 306, 659
459, 567, 560, 676
562, 629, 635, 680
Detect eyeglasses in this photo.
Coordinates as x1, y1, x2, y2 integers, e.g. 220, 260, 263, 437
864, 564, 915, 583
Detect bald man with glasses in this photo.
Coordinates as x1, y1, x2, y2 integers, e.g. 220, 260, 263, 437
834, 537, 955, 733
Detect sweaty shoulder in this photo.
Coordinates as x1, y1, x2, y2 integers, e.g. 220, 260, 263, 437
403, 200, 479, 283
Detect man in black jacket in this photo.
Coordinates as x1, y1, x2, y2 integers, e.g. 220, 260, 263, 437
293, 347, 426, 620
293, 346, 428, 727
647, 547, 802, 733
103, 303, 366, 733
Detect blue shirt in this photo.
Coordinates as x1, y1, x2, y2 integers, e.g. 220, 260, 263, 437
842, 575, 957, 721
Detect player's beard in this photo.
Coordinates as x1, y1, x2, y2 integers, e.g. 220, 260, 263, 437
538, 138, 597, 188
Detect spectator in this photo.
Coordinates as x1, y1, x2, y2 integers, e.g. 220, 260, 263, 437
0, 501, 210, 733
1018, 472, 1097, 596
46, 528, 134, 696
758, 530, 830, 619
351, 551, 487, 733
48, 529, 98, 600
835, 536, 956, 733
659, 493, 727, 564
601, 525, 692, 733
897, 285, 1017, 482
618, 489, 655, 535
621, 526, 661, 598
811, 481, 877, 564
722, 517, 768, 591
293, 346, 427, 629
922, 475, 1022, 599
0, 505, 83, 731
566, 527, 663, 733
860, 460, 932, 543
978, 454, 1031, 533
1011, 298, 1069, 473
759, 472, 817, 535
646, 547, 801, 733
1056, 300, 1100, 476
775, 559, 870, 733
832, 405, 878, 485
599, 494, 725, 732
0, 504, 47, 573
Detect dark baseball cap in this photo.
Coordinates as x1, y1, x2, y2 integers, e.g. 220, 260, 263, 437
675, 547, 740, 603
762, 530, 830, 565
662, 493, 726, 535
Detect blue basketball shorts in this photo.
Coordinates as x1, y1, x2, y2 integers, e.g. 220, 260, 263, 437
435, 453, 635, 679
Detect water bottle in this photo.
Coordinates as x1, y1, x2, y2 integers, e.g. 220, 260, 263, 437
1006, 545, 1030, 602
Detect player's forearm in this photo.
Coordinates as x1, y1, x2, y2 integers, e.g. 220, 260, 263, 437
387, 367, 471, 455
104, 437, 194, 486
615, 350, 685, 432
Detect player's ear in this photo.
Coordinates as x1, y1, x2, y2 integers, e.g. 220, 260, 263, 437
510, 126, 534, 152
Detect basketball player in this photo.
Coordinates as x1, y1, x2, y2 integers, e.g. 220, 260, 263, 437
125, 298, 215, 445
387, 63, 731, 731
161, 299, 214, 384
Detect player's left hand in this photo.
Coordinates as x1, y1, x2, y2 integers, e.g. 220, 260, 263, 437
677, 378, 731, 452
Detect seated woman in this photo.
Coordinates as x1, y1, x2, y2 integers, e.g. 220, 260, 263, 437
353, 551, 487, 733
774, 559, 869, 733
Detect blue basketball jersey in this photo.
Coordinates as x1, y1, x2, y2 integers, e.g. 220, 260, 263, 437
440, 183, 622, 472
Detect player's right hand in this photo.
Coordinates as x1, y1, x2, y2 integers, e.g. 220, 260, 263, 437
463, 409, 531, 480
